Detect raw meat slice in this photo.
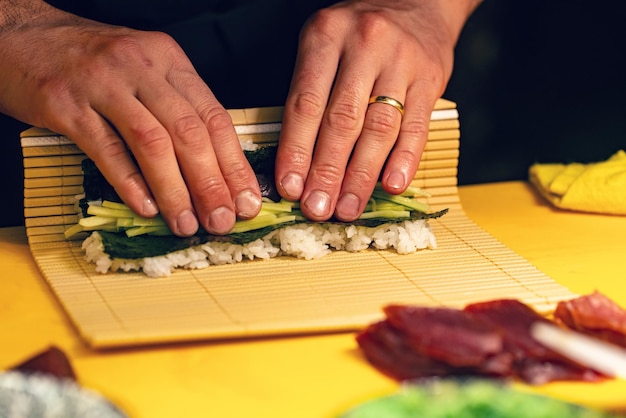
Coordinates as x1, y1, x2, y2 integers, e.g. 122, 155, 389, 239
465, 299, 603, 384
555, 291, 626, 347
356, 321, 454, 381
383, 305, 502, 367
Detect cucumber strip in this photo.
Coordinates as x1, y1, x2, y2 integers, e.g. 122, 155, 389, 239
282, 199, 299, 209
363, 200, 406, 213
230, 214, 296, 233
64, 223, 86, 239
87, 205, 135, 218
101, 200, 131, 211
358, 210, 411, 220
72, 184, 434, 240
401, 185, 431, 198
371, 191, 430, 213
229, 213, 277, 233
116, 218, 134, 228
126, 225, 167, 237
259, 201, 293, 213
131, 216, 167, 227
373, 182, 431, 198
80, 215, 117, 228
65, 217, 119, 239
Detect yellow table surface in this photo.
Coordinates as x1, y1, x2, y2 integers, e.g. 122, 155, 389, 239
2, 181, 626, 417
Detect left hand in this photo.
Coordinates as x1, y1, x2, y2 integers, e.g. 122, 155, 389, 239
275, 0, 476, 221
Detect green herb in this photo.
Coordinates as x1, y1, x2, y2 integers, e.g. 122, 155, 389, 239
340, 379, 614, 418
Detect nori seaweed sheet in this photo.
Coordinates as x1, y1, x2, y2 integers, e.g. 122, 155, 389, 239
81, 145, 448, 259
99, 209, 448, 259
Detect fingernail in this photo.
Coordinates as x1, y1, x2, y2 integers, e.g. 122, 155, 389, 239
235, 189, 262, 218
303, 190, 331, 219
387, 170, 407, 191
208, 206, 236, 235
280, 173, 304, 200
335, 193, 361, 221
143, 197, 159, 217
176, 209, 199, 236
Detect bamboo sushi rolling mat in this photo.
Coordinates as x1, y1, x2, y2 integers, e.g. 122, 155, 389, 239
20, 98, 578, 349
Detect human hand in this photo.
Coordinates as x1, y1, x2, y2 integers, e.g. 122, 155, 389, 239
275, 0, 480, 221
0, 1, 262, 236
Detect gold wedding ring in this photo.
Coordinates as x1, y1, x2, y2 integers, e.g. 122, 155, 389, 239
368, 95, 405, 116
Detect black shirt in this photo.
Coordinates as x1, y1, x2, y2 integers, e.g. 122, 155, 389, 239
45, 0, 341, 107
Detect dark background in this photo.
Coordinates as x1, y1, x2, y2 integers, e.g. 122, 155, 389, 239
447, 0, 626, 184
1, 0, 625, 227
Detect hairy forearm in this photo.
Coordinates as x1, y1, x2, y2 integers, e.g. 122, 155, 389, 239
0, 0, 70, 35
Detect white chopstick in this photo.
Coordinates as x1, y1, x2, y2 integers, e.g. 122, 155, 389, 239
530, 322, 626, 379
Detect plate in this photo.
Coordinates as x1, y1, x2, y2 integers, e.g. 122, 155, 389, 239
0, 371, 126, 418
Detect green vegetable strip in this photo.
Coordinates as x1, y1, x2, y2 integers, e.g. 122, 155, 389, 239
102, 200, 133, 211
125, 225, 167, 237
257, 201, 294, 213
363, 201, 407, 213
229, 213, 278, 233
230, 215, 297, 234
370, 191, 431, 213
87, 205, 136, 219
372, 182, 431, 198
80, 215, 117, 228
66, 184, 437, 241
357, 210, 411, 220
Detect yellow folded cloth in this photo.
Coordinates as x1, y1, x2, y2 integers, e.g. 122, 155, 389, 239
529, 150, 626, 215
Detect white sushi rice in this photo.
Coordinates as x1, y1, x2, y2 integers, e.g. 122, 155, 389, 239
81, 219, 438, 278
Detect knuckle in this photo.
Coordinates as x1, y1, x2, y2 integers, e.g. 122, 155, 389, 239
95, 135, 130, 159
326, 100, 360, 133
36, 78, 76, 119
220, 158, 250, 179
363, 108, 398, 136
130, 124, 171, 157
93, 33, 176, 71
101, 35, 149, 66
148, 30, 177, 47
289, 90, 326, 120
347, 164, 378, 189
171, 114, 205, 145
203, 108, 234, 134
392, 147, 420, 168
304, 9, 341, 47
356, 12, 393, 44
280, 143, 310, 166
194, 175, 228, 199
402, 117, 430, 139
309, 163, 344, 188
117, 168, 146, 195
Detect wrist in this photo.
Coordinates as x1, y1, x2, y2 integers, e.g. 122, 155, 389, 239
435, 0, 483, 46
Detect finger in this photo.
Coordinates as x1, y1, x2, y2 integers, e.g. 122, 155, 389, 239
56, 107, 160, 219
275, 16, 343, 202
334, 90, 404, 221
297, 61, 375, 221
166, 70, 262, 221
93, 89, 203, 236
136, 76, 253, 235
380, 80, 440, 196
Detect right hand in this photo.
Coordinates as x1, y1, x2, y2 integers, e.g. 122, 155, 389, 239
0, 2, 262, 236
